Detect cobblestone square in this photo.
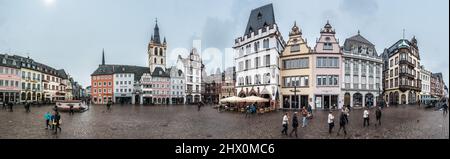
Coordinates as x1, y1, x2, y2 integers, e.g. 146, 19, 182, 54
0, 104, 448, 139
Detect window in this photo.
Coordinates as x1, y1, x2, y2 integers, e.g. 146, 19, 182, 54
264, 73, 271, 84
246, 44, 251, 54
283, 58, 309, 69
361, 63, 366, 76
263, 39, 269, 49
395, 57, 399, 65
108, 82, 111, 86
245, 59, 251, 70
345, 61, 351, 75
238, 62, 244, 71
264, 55, 270, 66
291, 44, 300, 52
390, 59, 393, 67
395, 68, 398, 76
254, 41, 260, 52
390, 70, 393, 77
317, 57, 339, 68
323, 43, 333, 50
255, 57, 260, 68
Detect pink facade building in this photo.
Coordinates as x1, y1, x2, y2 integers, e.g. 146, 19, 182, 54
311, 21, 343, 109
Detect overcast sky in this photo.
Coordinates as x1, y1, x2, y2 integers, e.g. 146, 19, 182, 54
0, 0, 448, 87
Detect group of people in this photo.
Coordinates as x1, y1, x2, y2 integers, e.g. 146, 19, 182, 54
327, 106, 382, 137
281, 105, 314, 138
283, 105, 384, 138
44, 110, 62, 134
2, 101, 14, 112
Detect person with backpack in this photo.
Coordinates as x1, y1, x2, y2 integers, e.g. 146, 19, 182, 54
289, 112, 299, 138
53, 112, 62, 134
328, 111, 335, 134
337, 111, 348, 136
44, 112, 52, 129
375, 106, 382, 126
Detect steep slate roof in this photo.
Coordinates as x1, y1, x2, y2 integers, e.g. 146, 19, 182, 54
386, 39, 411, 55
0, 54, 21, 68
57, 69, 68, 79
343, 33, 378, 56
244, 3, 275, 35
91, 64, 150, 80
151, 67, 170, 77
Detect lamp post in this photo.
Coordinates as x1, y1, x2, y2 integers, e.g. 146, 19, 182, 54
289, 84, 301, 109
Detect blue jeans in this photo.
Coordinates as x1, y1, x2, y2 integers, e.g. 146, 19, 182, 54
302, 117, 307, 127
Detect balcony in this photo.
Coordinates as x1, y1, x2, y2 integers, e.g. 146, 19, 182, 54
399, 85, 420, 92
399, 59, 415, 68
399, 72, 415, 79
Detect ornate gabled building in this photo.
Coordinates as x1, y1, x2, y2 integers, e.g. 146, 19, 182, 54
382, 36, 421, 105
169, 66, 185, 104
311, 21, 342, 109
431, 72, 444, 99
176, 48, 203, 104
280, 22, 313, 109
219, 67, 236, 100
341, 31, 383, 108
420, 65, 432, 104
234, 4, 285, 109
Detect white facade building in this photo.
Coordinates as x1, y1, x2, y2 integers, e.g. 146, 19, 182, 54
169, 66, 185, 104
420, 65, 431, 104
341, 31, 383, 108
234, 4, 285, 108
176, 48, 202, 104
114, 72, 134, 104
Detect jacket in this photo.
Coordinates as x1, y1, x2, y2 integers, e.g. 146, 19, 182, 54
292, 115, 299, 128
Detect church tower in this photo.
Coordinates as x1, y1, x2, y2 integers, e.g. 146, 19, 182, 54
148, 19, 167, 72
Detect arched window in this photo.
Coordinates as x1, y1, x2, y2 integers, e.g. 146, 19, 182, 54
264, 73, 271, 84
161, 59, 164, 65
154, 48, 158, 55
154, 58, 157, 64
160, 48, 163, 56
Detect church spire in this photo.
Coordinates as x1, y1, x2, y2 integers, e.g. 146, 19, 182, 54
102, 48, 105, 65
153, 18, 161, 44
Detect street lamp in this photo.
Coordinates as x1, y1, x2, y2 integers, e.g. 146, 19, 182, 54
289, 84, 301, 109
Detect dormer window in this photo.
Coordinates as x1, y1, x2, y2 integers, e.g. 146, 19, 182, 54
323, 43, 333, 50
257, 12, 262, 20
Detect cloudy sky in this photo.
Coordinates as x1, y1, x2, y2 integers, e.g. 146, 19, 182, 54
0, 0, 448, 87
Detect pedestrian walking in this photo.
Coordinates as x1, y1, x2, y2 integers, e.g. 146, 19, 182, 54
106, 100, 112, 112
25, 102, 31, 113
363, 108, 370, 127
328, 111, 335, 134
2, 102, 6, 110
53, 112, 62, 134
301, 107, 308, 128
337, 111, 348, 136
289, 112, 299, 138
69, 105, 74, 115
44, 112, 51, 129
8, 102, 13, 112
281, 113, 289, 136
375, 106, 382, 127
343, 107, 349, 124
307, 104, 313, 119
50, 112, 55, 130
197, 101, 203, 111
442, 103, 448, 116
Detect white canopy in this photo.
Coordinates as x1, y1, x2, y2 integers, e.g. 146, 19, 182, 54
243, 96, 269, 103
220, 96, 244, 103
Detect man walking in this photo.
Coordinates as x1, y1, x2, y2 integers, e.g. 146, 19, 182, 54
289, 112, 299, 138
25, 102, 31, 113
363, 108, 370, 127
337, 111, 348, 136
8, 102, 13, 112
2, 102, 6, 111
281, 113, 289, 136
53, 112, 62, 134
301, 107, 308, 128
375, 106, 382, 127
328, 111, 335, 134
442, 103, 448, 116
106, 100, 112, 112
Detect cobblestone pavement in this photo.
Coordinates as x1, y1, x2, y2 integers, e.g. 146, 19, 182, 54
0, 104, 448, 139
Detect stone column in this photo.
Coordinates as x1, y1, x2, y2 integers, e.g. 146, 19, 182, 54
140, 95, 143, 105
362, 93, 366, 107
132, 94, 136, 104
